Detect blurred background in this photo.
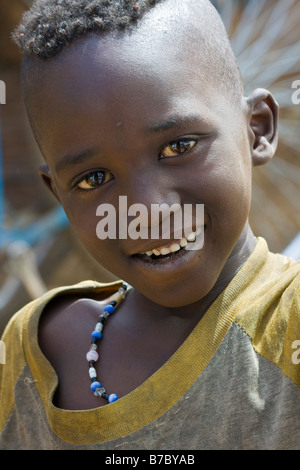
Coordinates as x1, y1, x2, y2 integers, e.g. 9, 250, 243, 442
0, 0, 299, 334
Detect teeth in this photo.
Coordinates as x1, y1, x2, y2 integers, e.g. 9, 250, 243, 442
160, 247, 171, 255
141, 228, 202, 257
170, 243, 181, 252
186, 232, 196, 242
180, 238, 187, 248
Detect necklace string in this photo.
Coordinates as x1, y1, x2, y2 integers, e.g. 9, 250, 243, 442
86, 282, 130, 403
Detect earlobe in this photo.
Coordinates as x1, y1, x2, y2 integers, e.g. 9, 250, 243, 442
38, 163, 61, 202
246, 88, 279, 167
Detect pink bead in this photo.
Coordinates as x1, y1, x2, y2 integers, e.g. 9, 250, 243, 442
86, 350, 99, 362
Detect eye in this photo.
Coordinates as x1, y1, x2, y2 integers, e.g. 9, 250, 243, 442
160, 139, 197, 158
76, 170, 112, 190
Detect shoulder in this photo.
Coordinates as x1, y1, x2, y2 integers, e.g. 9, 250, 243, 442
0, 297, 31, 432
0, 280, 123, 429
236, 255, 300, 387
37, 279, 122, 337
36, 279, 122, 365
38, 291, 105, 362
0, 280, 122, 428
2, 280, 121, 346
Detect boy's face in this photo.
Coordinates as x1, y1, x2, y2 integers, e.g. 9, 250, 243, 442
28, 30, 268, 307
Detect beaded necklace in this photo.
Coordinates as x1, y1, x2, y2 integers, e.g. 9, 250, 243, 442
86, 282, 130, 403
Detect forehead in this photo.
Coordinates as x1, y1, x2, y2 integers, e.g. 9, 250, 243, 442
49, 32, 196, 96
26, 0, 226, 108
27, 30, 228, 137
48, 36, 209, 108
24, 0, 245, 150
24, 2, 244, 163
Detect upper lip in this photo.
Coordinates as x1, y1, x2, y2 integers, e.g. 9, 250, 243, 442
129, 226, 203, 256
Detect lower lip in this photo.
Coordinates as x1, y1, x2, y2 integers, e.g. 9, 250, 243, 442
131, 240, 203, 274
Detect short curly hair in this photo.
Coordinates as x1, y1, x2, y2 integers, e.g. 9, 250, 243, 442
14, 0, 244, 108
12, 0, 162, 59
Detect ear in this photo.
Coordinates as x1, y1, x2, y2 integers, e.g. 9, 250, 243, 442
38, 163, 61, 202
246, 88, 278, 167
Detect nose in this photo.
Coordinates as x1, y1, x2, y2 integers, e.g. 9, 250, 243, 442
118, 172, 181, 233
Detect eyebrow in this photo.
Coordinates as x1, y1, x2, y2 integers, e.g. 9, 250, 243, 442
55, 148, 99, 173
145, 113, 204, 133
55, 114, 205, 173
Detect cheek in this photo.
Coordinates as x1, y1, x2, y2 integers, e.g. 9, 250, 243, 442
188, 163, 251, 209
63, 197, 96, 231
183, 142, 252, 228
61, 196, 105, 253
63, 196, 126, 274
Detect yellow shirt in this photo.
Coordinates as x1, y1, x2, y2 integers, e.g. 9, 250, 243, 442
0, 238, 300, 449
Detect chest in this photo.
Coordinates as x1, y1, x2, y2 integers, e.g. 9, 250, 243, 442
40, 309, 182, 410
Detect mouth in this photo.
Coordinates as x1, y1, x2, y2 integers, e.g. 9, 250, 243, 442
132, 226, 204, 263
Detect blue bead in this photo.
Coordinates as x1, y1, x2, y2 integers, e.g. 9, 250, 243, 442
104, 304, 115, 315
108, 393, 118, 403
90, 381, 101, 391
91, 330, 102, 340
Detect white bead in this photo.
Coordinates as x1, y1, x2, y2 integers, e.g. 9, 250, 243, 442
86, 350, 99, 362
90, 343, 97, 351
89, 367, 97, 379
94, 386, 105, 397
95, 322, 103, 332
118, 287, 126, 298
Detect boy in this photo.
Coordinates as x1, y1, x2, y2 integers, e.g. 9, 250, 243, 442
0, 0, 299, 450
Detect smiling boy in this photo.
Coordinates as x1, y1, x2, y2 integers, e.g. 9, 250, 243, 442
0, 0, 299, 450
